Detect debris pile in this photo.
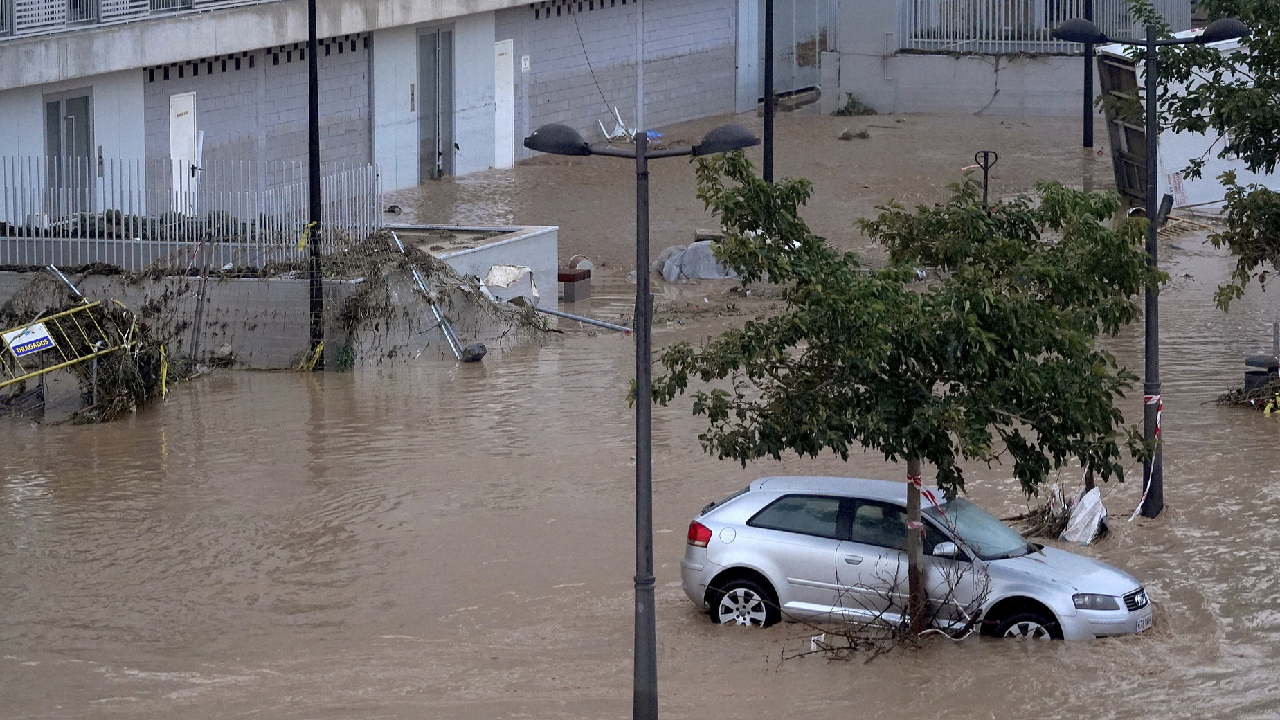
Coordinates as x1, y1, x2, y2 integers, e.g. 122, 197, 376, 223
1007, 483, 1108, 544
0, 273, 181, 423
1216, 380, 1280, 412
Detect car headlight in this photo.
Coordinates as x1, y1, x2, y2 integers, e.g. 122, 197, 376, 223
1073, 593, 1122, 611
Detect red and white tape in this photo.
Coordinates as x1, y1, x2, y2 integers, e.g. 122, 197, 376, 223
1129, 394, 1162, 521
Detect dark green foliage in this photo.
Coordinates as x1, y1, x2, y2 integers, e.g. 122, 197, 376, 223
652, 154, 1162, 497
1153, 0, 1280, 307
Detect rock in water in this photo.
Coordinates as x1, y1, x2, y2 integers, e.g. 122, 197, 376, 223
461, 343, 487, 363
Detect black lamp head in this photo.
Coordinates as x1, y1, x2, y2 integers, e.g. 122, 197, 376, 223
524, 124, 591, 156
1051, 18, 1108, 45
692, 124, 761, 157
1199, 17, 1250, 44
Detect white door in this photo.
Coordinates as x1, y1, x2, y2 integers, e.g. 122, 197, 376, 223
169, 92, 198, 214
494, 39, 515, 169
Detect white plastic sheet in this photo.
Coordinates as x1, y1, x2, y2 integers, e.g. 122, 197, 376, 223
482, 264, 540, 307
1061, 487, 1107, 545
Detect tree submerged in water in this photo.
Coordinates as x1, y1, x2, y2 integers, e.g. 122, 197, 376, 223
652, 153, 1162, 634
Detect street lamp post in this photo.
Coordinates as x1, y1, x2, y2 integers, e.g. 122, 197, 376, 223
524, 123, 759, 720
1083, 0, 1094, 148
306, 0, 323, 369
1052, 16, 1250, 518
764, 0, 775, 183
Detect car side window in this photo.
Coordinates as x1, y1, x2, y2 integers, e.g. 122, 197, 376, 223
849, 501, 908, 550
848, 501, 951, 553
747, 495, 844, 540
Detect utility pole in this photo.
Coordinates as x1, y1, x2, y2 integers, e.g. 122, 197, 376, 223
306, 0, 324, 369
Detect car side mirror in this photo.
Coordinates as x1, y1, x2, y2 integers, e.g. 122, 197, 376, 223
932, 541, 962, 559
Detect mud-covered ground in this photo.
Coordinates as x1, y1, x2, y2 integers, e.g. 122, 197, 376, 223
4, 113, 1280, 719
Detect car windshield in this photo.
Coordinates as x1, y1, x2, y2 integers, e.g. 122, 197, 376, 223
923, 497, 1031, 560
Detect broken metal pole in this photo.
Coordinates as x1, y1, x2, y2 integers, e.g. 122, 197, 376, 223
46, 265, 85, 301
534, 306, 632, 333
390, 231, 463, 360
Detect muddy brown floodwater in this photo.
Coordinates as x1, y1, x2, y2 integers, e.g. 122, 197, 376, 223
5, 114, 1280, 719
391, 110, 1110, 269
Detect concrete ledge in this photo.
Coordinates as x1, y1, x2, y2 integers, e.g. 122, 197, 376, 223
838, 50, 1103, 118
390, 224, 559, 311
0, 0, 528, 92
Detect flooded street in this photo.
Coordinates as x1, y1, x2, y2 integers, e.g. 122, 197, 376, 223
5, 113, 1280, 719
392, 111, 1107, 269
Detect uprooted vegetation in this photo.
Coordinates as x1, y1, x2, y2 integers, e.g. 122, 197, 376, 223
1216, 380, 1280, 413
772, 561, 990, 664
0, 273, 184, 424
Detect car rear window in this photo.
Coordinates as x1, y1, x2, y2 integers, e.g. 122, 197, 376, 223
747, 495, 843, 540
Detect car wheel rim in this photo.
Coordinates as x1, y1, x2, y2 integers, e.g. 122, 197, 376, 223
717, 588, 768, 626
1004, 620, 1051, 640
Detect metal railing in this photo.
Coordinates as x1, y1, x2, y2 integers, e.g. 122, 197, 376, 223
0, 156, 382, 271
3, 0, 259, 37
900, 0, 1191, 54
66, 0, 96, 23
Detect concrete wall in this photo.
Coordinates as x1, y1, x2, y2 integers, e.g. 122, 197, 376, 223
141, 36, 371, 169
833, 0, 1101, 117
0, 69, 145, 160
0, 264, 544, 372
835, 50, 1098, 117
495, 0, 738, 161
0, 0, 538, 92
0, 271, 358, 369
435, 225, 558, 311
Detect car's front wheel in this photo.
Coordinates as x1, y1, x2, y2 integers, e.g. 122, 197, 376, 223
710, 578, 780, 627
995, 611, 1061, 640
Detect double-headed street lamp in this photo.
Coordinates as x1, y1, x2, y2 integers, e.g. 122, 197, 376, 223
1052, 16, 1250, 518
524, 123, 759, 720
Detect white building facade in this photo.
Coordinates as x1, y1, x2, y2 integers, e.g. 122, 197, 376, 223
0, 0, 763, 194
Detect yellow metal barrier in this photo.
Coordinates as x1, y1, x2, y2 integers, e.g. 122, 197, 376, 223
1, 301, 129, 391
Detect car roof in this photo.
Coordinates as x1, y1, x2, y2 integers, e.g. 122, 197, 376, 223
749, 476, 941, 504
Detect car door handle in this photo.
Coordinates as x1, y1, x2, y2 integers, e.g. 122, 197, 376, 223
843, 555, 863, 565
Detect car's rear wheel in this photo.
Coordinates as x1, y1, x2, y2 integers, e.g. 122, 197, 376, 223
710, 578, 779, 628
996, 611, 1060, 640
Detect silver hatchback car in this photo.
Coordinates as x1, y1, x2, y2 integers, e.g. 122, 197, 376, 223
681, 476, 1153, 640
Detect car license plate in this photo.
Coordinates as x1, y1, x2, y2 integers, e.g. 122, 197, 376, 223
1135, 614, 1152, 633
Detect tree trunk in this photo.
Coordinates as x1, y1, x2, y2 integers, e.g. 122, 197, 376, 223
1083, 467, 1096, 493
906, 457, 927, 636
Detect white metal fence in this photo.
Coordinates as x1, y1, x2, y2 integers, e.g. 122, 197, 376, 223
1, 0, 253, 37
901, 0, 1192, 54
0, 157, 382, 270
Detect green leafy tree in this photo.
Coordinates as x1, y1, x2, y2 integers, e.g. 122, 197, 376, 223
653, 154, 1161, 634
1153, 0, 1280, 307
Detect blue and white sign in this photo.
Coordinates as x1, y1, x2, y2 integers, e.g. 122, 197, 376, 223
3, 322, 56, 358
